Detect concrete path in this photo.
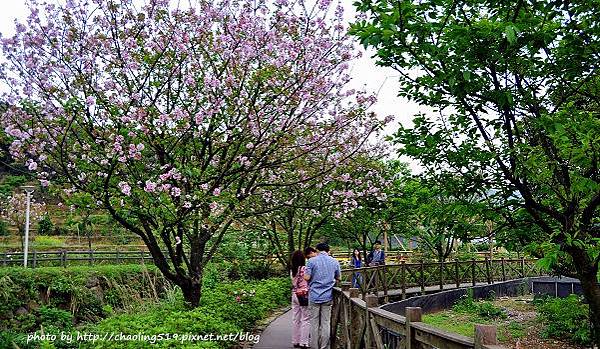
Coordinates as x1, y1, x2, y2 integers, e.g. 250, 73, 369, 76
253, 309, 295, 349
253, 282, 497, 348
251, 284, 483, 348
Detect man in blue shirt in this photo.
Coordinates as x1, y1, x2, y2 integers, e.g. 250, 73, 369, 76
304, 243, 341, 349
367, 240, 385, 266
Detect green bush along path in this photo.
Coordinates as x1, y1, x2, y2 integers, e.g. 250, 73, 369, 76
0, 265, 290, 349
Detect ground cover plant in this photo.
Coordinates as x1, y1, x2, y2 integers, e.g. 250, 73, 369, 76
0, 262, 289, 349
422, 295, 591, 348
3, 275, 289, 349
535, 294, 592, 346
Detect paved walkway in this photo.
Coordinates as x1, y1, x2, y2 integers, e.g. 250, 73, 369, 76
252, 282, 496, 348
253, 309, 295, 349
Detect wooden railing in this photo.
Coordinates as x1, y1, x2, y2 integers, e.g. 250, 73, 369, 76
340, 258, 543, 299
0, 249, 280, 268
331, 285, 506, 349
0, 250, 154, 267
0, 249, 417, 268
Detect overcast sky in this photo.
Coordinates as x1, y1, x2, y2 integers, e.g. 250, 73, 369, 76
0, 1, 424, 169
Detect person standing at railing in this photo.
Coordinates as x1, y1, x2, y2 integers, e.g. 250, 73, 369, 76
367, 240, 385, 266
304, 243, 341, 349
290, 250, 311, 349
350, 248, 363, 288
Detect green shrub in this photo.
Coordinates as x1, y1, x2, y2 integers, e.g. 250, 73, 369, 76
81, 277, 290, 349
476, 301, 506, 319
37, 215, 55, 236
0, 220, 9, 236
452, 292, 506, 319
535, 294, 591, 345
0, 265, 167, 332
51, 225, 67, 236
0, 175, 28, 197
452, 294, 478, 313
0, 266, 289, 349
39, 306, 73, 330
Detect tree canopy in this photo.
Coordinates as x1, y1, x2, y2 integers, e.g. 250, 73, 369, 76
352, 0, 600, 341
0, 0, 386, 306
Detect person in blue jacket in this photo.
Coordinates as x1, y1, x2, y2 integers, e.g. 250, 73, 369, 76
350, 248, 362, 288
367, 240, 385, 266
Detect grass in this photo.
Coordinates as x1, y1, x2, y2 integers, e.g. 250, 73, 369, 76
422, 312, 481, 337
421, 312, 529, 340
422, 296, 531, 342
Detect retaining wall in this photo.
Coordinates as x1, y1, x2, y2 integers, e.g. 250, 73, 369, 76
381, 276, 583, 316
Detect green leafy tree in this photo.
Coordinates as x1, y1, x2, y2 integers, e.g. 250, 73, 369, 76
64, 192, 95, 251
352, 0, 600, 341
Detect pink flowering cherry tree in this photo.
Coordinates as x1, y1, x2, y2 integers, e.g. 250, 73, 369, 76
1, 193, 47, 249
0, 0, 384, 306
241, 145, 390, 269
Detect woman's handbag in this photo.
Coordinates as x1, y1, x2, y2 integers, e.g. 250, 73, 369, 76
294, 266, 309, 306
296, 292, 309, 306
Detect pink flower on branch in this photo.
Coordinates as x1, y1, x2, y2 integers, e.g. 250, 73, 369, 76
0, 0, 391, 306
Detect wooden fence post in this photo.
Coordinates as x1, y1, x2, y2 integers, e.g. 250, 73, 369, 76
439, 260, 444, 290
61, 250, 67, 267
2, 252, 6, 267
501, 257, 506, 281
471, 259, 476, 286
361, 269, 369, 299
32, 250, 37, 269
349, 289, 361, 348
341, 295, 351, 349
455, 259, 460, 288
520, 258, 526, 277
401, 261, 407, 300
474, 324, 498, 349
405, 307, 422, 349
116, 249, 121, 264
420, 260, 425, 295
365, 294, 383, 349
485, 257, 491, 284
330, 292, 342, 349
382, 264, 388, 303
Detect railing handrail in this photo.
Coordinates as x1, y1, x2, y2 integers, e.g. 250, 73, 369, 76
332, 286, 508, 349
338, 258, 543, 300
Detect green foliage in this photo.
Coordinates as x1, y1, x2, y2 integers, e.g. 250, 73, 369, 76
0, 175, 28, 198
352, 0, 600, 337
38, 306, 74, 330
453, 293, 506, 319
535, 295, 591, 345
0, 219, 8, 236
210, 230, 283, 280
80, 277, 290, 349
0, 263, 288, 349
37, 215, 55, 236
0, 265, 166, 333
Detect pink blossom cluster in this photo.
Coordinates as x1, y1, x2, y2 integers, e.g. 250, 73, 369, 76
1, 193, 47, 230
0, 0, 389, 244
